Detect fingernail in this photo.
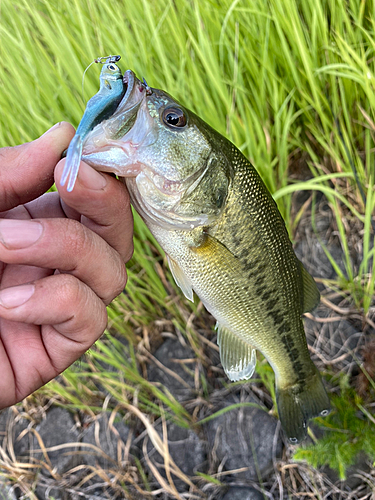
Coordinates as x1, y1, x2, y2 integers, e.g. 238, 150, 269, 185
0, 284, 35, 308
41, 122, 62, 136
78, 162, 107, 190
0, 220, 43, 249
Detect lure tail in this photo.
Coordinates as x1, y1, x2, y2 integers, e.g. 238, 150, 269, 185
61, 134, 83, 192
276, 368, 330, 443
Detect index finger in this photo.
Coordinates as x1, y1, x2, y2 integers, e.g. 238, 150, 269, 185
0, 122, 75, 212
54, 159, 134, 263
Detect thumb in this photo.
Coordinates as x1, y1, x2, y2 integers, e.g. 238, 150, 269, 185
0, 122, 75, 212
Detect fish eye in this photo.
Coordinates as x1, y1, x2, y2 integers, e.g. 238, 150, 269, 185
108, 63, 117, 71
162, 107, 187, 128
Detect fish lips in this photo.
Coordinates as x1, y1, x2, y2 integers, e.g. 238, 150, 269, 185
101, 69, 147, 139
121, 70, 145, 111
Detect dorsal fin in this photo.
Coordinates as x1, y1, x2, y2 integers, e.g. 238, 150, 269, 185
299, 261, 320, 313
216, 322, 257, 381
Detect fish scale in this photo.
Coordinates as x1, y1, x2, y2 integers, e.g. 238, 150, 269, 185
231, 158, 310, 382
154, 148, 313, 386
145, 148, 329, 441
68, 70, 330, 442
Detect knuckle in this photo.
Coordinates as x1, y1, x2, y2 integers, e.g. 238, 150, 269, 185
121, 240, 134, 264
57, 273, 84, 306
104, 258, 128, 304
97, 305, 108, 334
83, 301, 108, 343
75, 300, 108, 343
57, 274, 108, 345
117, 260, 128, 292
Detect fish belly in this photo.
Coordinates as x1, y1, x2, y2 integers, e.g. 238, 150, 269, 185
146, 217, 314, 388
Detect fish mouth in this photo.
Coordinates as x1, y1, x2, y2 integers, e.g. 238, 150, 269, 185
99, 69, 147, 141
82, 68, 209, 195
81, 69, 148, 158
61, 70, 139, 162
121, 70, 138, 106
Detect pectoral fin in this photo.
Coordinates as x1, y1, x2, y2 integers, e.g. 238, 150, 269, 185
216, 322, 256, 381
167, 255, 194, 302
299, 261, 320, 313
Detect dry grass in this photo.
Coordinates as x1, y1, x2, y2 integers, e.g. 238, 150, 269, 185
1, 198, 374, 498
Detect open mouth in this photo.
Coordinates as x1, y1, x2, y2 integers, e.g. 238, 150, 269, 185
88, 70, 146, 143
60, 64, 147, 192
79, 71, 150, 175
121, 70, 146, 108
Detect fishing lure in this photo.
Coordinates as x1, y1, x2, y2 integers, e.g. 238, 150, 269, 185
61, 56, 125, 192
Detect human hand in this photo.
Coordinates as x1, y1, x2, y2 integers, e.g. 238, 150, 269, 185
0, 123, 133, 408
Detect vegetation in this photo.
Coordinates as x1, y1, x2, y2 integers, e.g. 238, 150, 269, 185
295, 376, 375, 480
0, 0, 374, 496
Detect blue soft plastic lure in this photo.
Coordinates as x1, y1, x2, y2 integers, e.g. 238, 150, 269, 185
61, 56, 125, 192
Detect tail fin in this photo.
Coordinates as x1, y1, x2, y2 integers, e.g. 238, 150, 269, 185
60, 134, 83, 192
276, 368, 330, 443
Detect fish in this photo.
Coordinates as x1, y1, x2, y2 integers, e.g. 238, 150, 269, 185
61, 56, 125, 192
62, 66, 330, 443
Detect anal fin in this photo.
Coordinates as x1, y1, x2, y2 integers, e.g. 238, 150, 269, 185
167, 255, 194, 302
216, 322, 256, 381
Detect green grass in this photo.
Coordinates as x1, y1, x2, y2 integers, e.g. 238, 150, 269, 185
294, 376, 375, 480
0, 0, 374, 495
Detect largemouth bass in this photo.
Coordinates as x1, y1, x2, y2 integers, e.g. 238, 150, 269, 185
63, 64, 330, 443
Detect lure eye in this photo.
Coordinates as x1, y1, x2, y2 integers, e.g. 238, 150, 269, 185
108, 63, 117, 71
162, 107, 187, 128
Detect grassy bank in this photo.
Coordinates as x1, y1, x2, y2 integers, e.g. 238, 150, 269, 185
0, 0, 374, 496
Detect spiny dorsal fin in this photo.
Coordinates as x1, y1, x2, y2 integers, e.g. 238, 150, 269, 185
299, 261, 320, 314
167, 255, 194, 302
216, 322, 256, 381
